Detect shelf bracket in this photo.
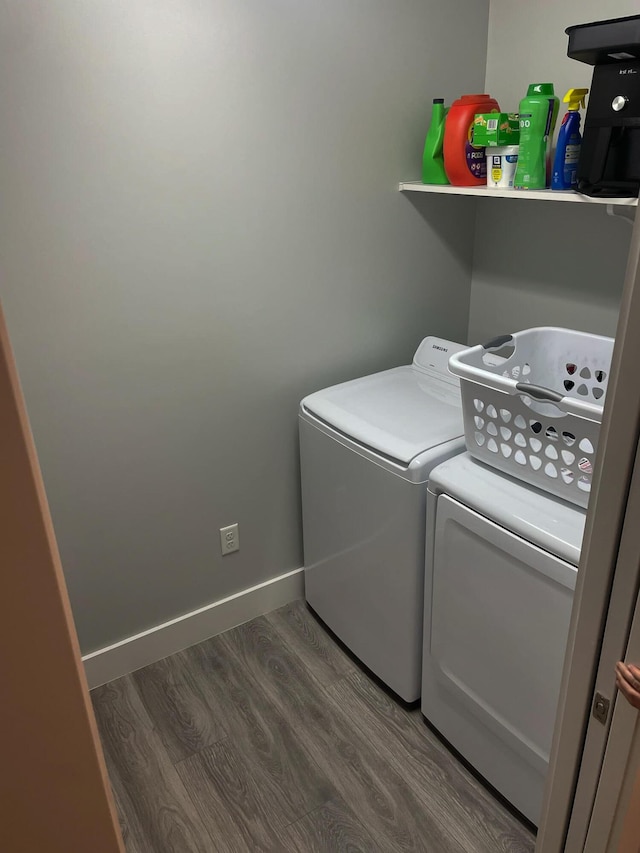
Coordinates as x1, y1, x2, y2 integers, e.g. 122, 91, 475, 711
606, 203, 636, 224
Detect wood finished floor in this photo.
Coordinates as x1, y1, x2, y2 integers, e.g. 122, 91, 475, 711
91, 601, 536, 853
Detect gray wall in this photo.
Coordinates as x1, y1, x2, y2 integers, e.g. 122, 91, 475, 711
0, 1, 489, 652
468, 0, 636, 344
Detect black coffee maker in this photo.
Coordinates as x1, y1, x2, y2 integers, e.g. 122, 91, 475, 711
567, 14, 640, 197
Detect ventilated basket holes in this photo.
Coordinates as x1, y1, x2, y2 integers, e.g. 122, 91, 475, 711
578, 457, 593, 475
593, 388, 604, 400
577, 384, 589, 396
486, 404, 498, 419
514, 415, 527, 429
530, 437, 543, 452
564, 380, 575, 392
579, 437, 594, 454
566, 363, 577, 375
545, 462, 558, 479
474, 399, 485, 413
515, 433, 527, 447
580, 367, 592, 379
561, 468, 575, 484
474, 416, 485, 429
578, 477, 591, 492
530, 455, 542, 471
545, 445, 559, 460
487, 422, 498, 436
521, 395, 532, 407
487, 438, 499, 453
522, 363, 532, 376
500, 427, 512, 441
511, 365, 521, 379
501, 443, 512, 458
515, 450, 527, 465
561, 450, 575, 466
499, 409, 512, 423
530, 421, 542, 434
475, 432, 485, 447
545, 426, 558, 441
562, 431, 576, 447
596, 370, 606, 383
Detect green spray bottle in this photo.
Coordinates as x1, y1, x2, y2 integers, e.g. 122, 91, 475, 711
422, 98, 449, 185
514, 83, 559, 189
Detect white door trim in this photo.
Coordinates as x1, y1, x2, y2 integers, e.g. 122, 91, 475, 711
583, 443, 640, 853
571, 440, 640, 852
537, 209, 640, 852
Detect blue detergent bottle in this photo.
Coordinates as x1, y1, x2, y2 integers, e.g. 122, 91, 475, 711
551, 88, 588, 190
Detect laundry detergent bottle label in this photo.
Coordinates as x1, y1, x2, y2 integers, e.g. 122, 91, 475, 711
465, 123, 487, 180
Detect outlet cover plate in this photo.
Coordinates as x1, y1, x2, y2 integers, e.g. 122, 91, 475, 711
220, 523, 239, 555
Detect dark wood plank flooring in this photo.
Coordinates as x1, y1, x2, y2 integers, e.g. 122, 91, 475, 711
92, 600, 535, 853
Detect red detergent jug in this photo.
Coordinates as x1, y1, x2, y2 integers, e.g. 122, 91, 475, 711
444, 94, 500, 186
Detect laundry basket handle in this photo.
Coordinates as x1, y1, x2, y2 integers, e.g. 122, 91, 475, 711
482, 334, 514, 350
515, 382, 564, 403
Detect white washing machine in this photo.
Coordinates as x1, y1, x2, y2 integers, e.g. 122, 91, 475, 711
299, 336, 466, 703
421, 452, 586, 825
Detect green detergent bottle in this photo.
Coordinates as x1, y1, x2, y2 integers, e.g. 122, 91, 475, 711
422, 98, 449, 184
514, 83, 559, 189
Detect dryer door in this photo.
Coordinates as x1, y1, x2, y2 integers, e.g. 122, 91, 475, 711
423, 494, 577, 825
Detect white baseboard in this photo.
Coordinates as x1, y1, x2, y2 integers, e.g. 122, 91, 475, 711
82, 567, 304, 689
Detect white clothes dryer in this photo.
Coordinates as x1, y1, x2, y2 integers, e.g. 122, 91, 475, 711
421, 452, 586, 825
299, 337, 466, 702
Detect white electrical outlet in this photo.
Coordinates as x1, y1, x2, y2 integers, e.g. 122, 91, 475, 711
220, 523, 239, 555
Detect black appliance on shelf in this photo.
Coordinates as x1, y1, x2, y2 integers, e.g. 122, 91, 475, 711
567, 14, 640, 197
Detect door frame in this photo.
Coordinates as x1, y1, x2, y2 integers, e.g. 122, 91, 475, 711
537, 208, 640, 852
576, 439, 640, 852
0, 303, 124, 853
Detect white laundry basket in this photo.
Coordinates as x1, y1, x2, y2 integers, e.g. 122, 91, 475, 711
449, 327, 615, 507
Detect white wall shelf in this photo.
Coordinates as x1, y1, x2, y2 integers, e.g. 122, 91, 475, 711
399, 181, 638, 207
